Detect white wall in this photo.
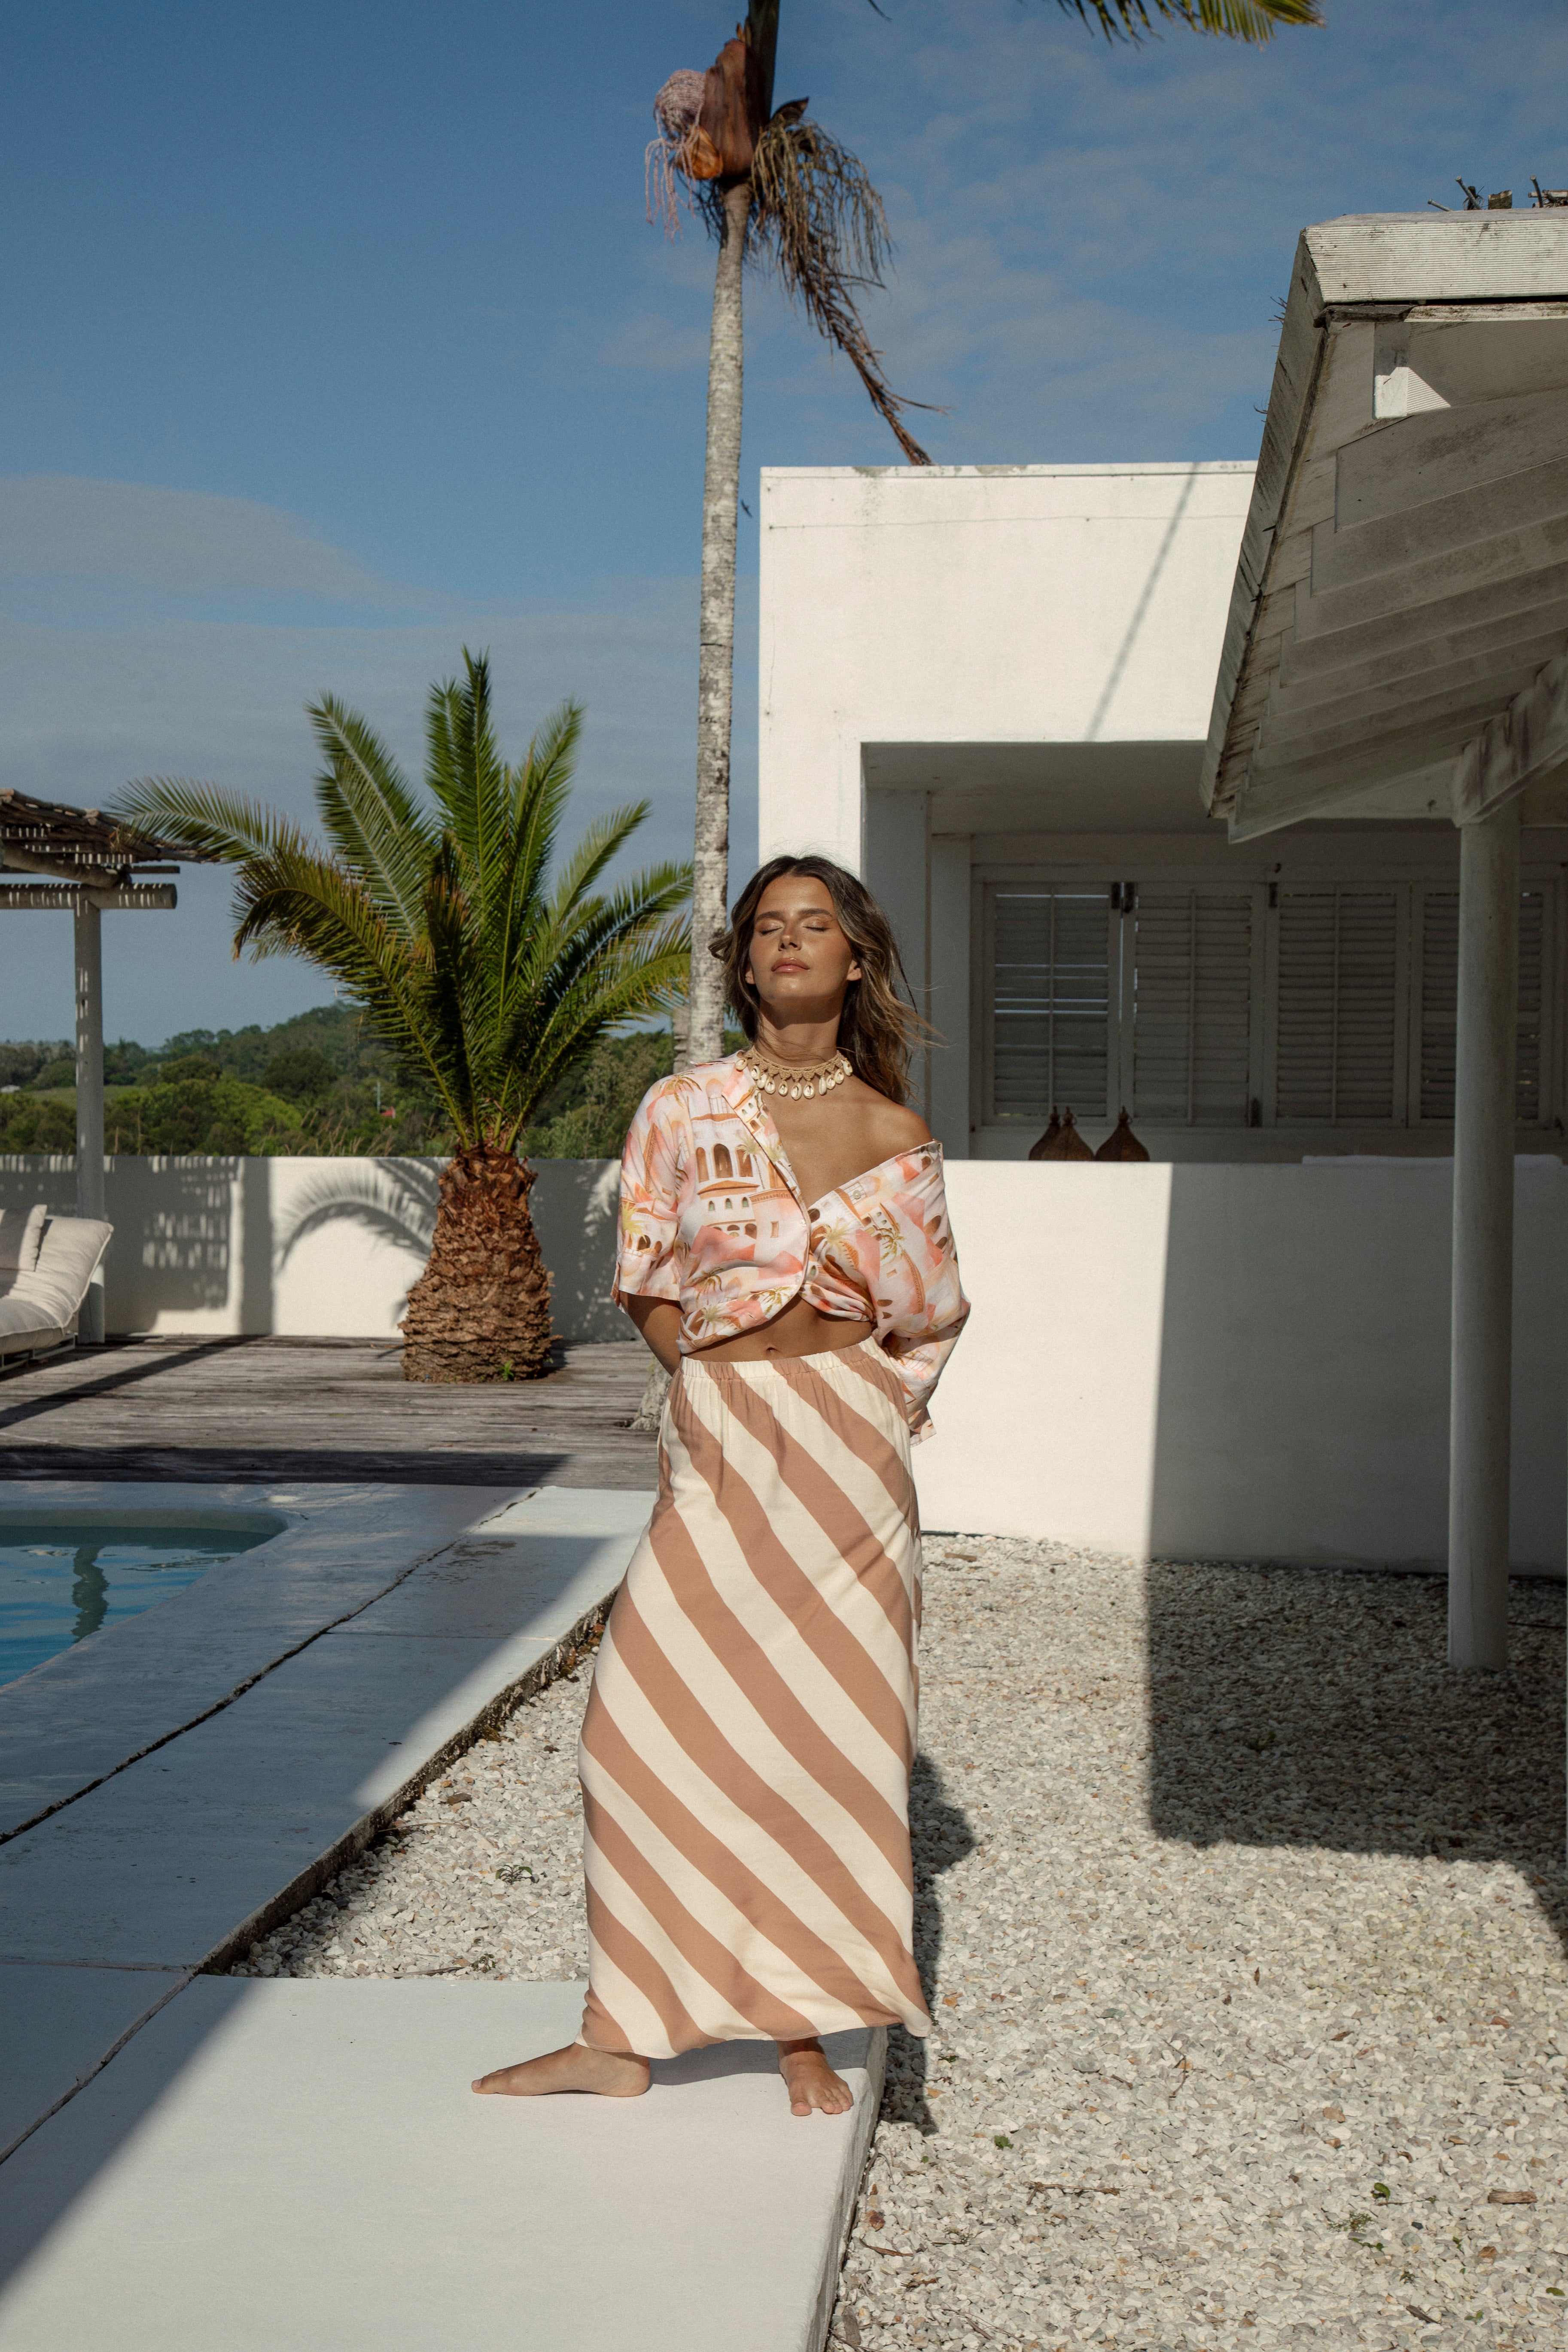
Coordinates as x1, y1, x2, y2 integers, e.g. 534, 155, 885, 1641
0, 1156, 624, 1346
914, 1160, 1568, 1571
757, 463, 1254, 870
7, 1153, 1559, 1574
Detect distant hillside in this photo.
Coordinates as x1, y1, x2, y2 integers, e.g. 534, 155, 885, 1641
0, 1005, 680, 1159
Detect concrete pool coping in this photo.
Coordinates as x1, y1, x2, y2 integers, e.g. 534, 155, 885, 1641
0, 1479, 522, 1840
0, 1484, 653, 2146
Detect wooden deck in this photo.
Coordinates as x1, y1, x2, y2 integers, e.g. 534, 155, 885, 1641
0, 1337, 660, 1489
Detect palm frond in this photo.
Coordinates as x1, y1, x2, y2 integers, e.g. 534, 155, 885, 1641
112, 777, 301, 864
1054, 0, 1320, 39
751, 118, 939, 466
307, 697, 434, 936
222, 840, 472, 1138
123, 657, 692, 1158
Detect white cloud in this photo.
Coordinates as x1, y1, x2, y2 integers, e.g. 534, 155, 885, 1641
0, 475, 405, 603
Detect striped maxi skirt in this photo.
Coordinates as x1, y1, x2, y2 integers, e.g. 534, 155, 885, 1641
576, 1337, 934, 2059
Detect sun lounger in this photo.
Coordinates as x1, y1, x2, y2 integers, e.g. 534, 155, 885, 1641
0, 1206, 113, 1361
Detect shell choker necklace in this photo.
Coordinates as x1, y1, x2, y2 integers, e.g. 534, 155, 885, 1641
740, 1044, 853, 1100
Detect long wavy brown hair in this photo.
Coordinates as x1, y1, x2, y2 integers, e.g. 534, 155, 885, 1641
712, 853, 927, 1104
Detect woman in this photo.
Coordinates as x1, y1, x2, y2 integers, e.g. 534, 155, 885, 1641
473, 854, 969, 2118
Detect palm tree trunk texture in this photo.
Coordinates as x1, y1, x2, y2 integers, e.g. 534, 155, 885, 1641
688, 176, 752, 1066
635, 177, 751, 1434
402, 1145, 554, 1382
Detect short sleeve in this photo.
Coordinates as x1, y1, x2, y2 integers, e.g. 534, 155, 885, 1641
611, 1080, 685, 1309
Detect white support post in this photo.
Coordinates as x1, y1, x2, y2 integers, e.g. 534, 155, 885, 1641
1448, 798, 1519, 1670
73, 891, 105, 1345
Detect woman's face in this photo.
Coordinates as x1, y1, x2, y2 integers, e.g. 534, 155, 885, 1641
744, 874, 862, 1024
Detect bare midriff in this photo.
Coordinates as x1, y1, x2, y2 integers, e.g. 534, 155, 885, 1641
692, 1294, 875, 1363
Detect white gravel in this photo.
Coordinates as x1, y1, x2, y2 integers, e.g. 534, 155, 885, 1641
234, 1536, 1568, 2352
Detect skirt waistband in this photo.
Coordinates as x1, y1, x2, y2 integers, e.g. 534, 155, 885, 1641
679, 1333, 883, 1382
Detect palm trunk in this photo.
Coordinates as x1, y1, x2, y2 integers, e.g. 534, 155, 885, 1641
402, 1145, 554, 1383
634, 178, 752, 1436
688, 176, 752, 1067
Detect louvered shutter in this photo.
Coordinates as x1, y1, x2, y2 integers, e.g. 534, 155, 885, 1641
1417, 889, 1458, 1123
990, 890, 1111, 1123
1417, 887, 1547, 1126
1275, 889, 1401, 1124
1130, 888, 1255, 1125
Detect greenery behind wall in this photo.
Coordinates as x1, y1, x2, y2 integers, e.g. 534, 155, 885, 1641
0, 1008, 678, 1160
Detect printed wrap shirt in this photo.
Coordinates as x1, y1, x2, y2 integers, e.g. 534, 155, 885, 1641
612, 1054, 970, 1439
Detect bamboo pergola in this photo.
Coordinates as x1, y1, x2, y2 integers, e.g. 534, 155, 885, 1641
0, 788, 212, 1341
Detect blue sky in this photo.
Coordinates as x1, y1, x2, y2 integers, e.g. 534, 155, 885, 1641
1, 0, 1561, 1044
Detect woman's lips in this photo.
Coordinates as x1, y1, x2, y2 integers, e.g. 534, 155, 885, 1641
773, 958, 807, 972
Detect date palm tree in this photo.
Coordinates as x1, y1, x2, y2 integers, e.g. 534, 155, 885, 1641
117, 652, 690, 1384
653, 0, 1320, 1063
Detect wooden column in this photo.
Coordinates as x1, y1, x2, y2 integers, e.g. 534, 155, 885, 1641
73, 890, 105, 1343
1448, 799, 1519, 1670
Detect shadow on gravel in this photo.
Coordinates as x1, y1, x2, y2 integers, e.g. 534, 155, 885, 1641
887, 1753, 977, 2134
1145, 1561, 1568, 1948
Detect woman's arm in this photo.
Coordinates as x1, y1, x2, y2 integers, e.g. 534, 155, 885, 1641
624, 1294, 683, 1374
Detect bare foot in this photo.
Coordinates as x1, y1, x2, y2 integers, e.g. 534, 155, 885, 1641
777, 2036, 855, 2117
471, 2042, 649, 2098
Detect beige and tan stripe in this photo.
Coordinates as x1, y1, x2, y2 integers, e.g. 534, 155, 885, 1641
578, 1338, 933, 2061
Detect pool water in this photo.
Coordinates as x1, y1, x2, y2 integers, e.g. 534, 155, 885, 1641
0, 1519, 279, 1688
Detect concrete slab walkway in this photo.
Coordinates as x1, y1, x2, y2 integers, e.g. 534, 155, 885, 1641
0, 1488, 645, 2145
2, 1485, 877, 2352
0, 1981, 882, 2352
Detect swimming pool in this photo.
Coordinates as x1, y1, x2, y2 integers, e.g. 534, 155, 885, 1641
0, 1514, 283, 1687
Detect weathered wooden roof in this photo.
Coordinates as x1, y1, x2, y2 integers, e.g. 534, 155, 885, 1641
1202, 211, 1568, 840
0, 787, 206, 886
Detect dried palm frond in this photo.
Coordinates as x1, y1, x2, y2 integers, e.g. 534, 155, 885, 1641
1057, 0, 1321, 40
646, 70, 712, 237
750, 115, 937, 466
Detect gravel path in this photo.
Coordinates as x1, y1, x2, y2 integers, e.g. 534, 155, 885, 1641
234, 1537, 1568, 2352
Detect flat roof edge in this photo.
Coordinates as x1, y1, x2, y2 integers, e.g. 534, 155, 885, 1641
759, 461, 1257, 481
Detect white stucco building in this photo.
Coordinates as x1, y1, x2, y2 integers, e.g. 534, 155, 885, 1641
756, 215, 1568, 1599
759, 457, 1567, 1170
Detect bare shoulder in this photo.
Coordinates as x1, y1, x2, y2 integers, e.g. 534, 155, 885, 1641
850, 1081, 933, 1154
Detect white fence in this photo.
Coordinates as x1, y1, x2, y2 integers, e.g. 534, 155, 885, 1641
0, 1155, 625, 1346
3, 1153, 1564, 1571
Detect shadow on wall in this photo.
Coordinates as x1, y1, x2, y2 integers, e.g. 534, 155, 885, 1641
1145, 1162, 1568, 1572
1145, 1560, 1568, 1950
0, 1156, 237, 1325
0, 1156, 626, 1345
123, 1159, 239, 1321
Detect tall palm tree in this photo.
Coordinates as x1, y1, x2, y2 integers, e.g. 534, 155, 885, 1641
116, 652, 690, 1384
652, 0, 1321, 1062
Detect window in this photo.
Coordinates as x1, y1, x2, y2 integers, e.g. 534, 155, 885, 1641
1274, 888, 1403, 1126
989, 891, 1111, 1123
981, 874, 1558, 1136
1415, 887, 1547, 1126
1132, 888, 1257, 1126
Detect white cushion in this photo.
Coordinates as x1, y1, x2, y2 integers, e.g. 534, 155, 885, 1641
0, 1217, 112, 1352
0, 1203, 46, 1273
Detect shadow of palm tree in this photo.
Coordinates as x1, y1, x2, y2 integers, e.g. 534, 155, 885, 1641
1146, 1561, 1568, 1949
884, 1751, 976, 2134
273, 1160, 441, 1274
